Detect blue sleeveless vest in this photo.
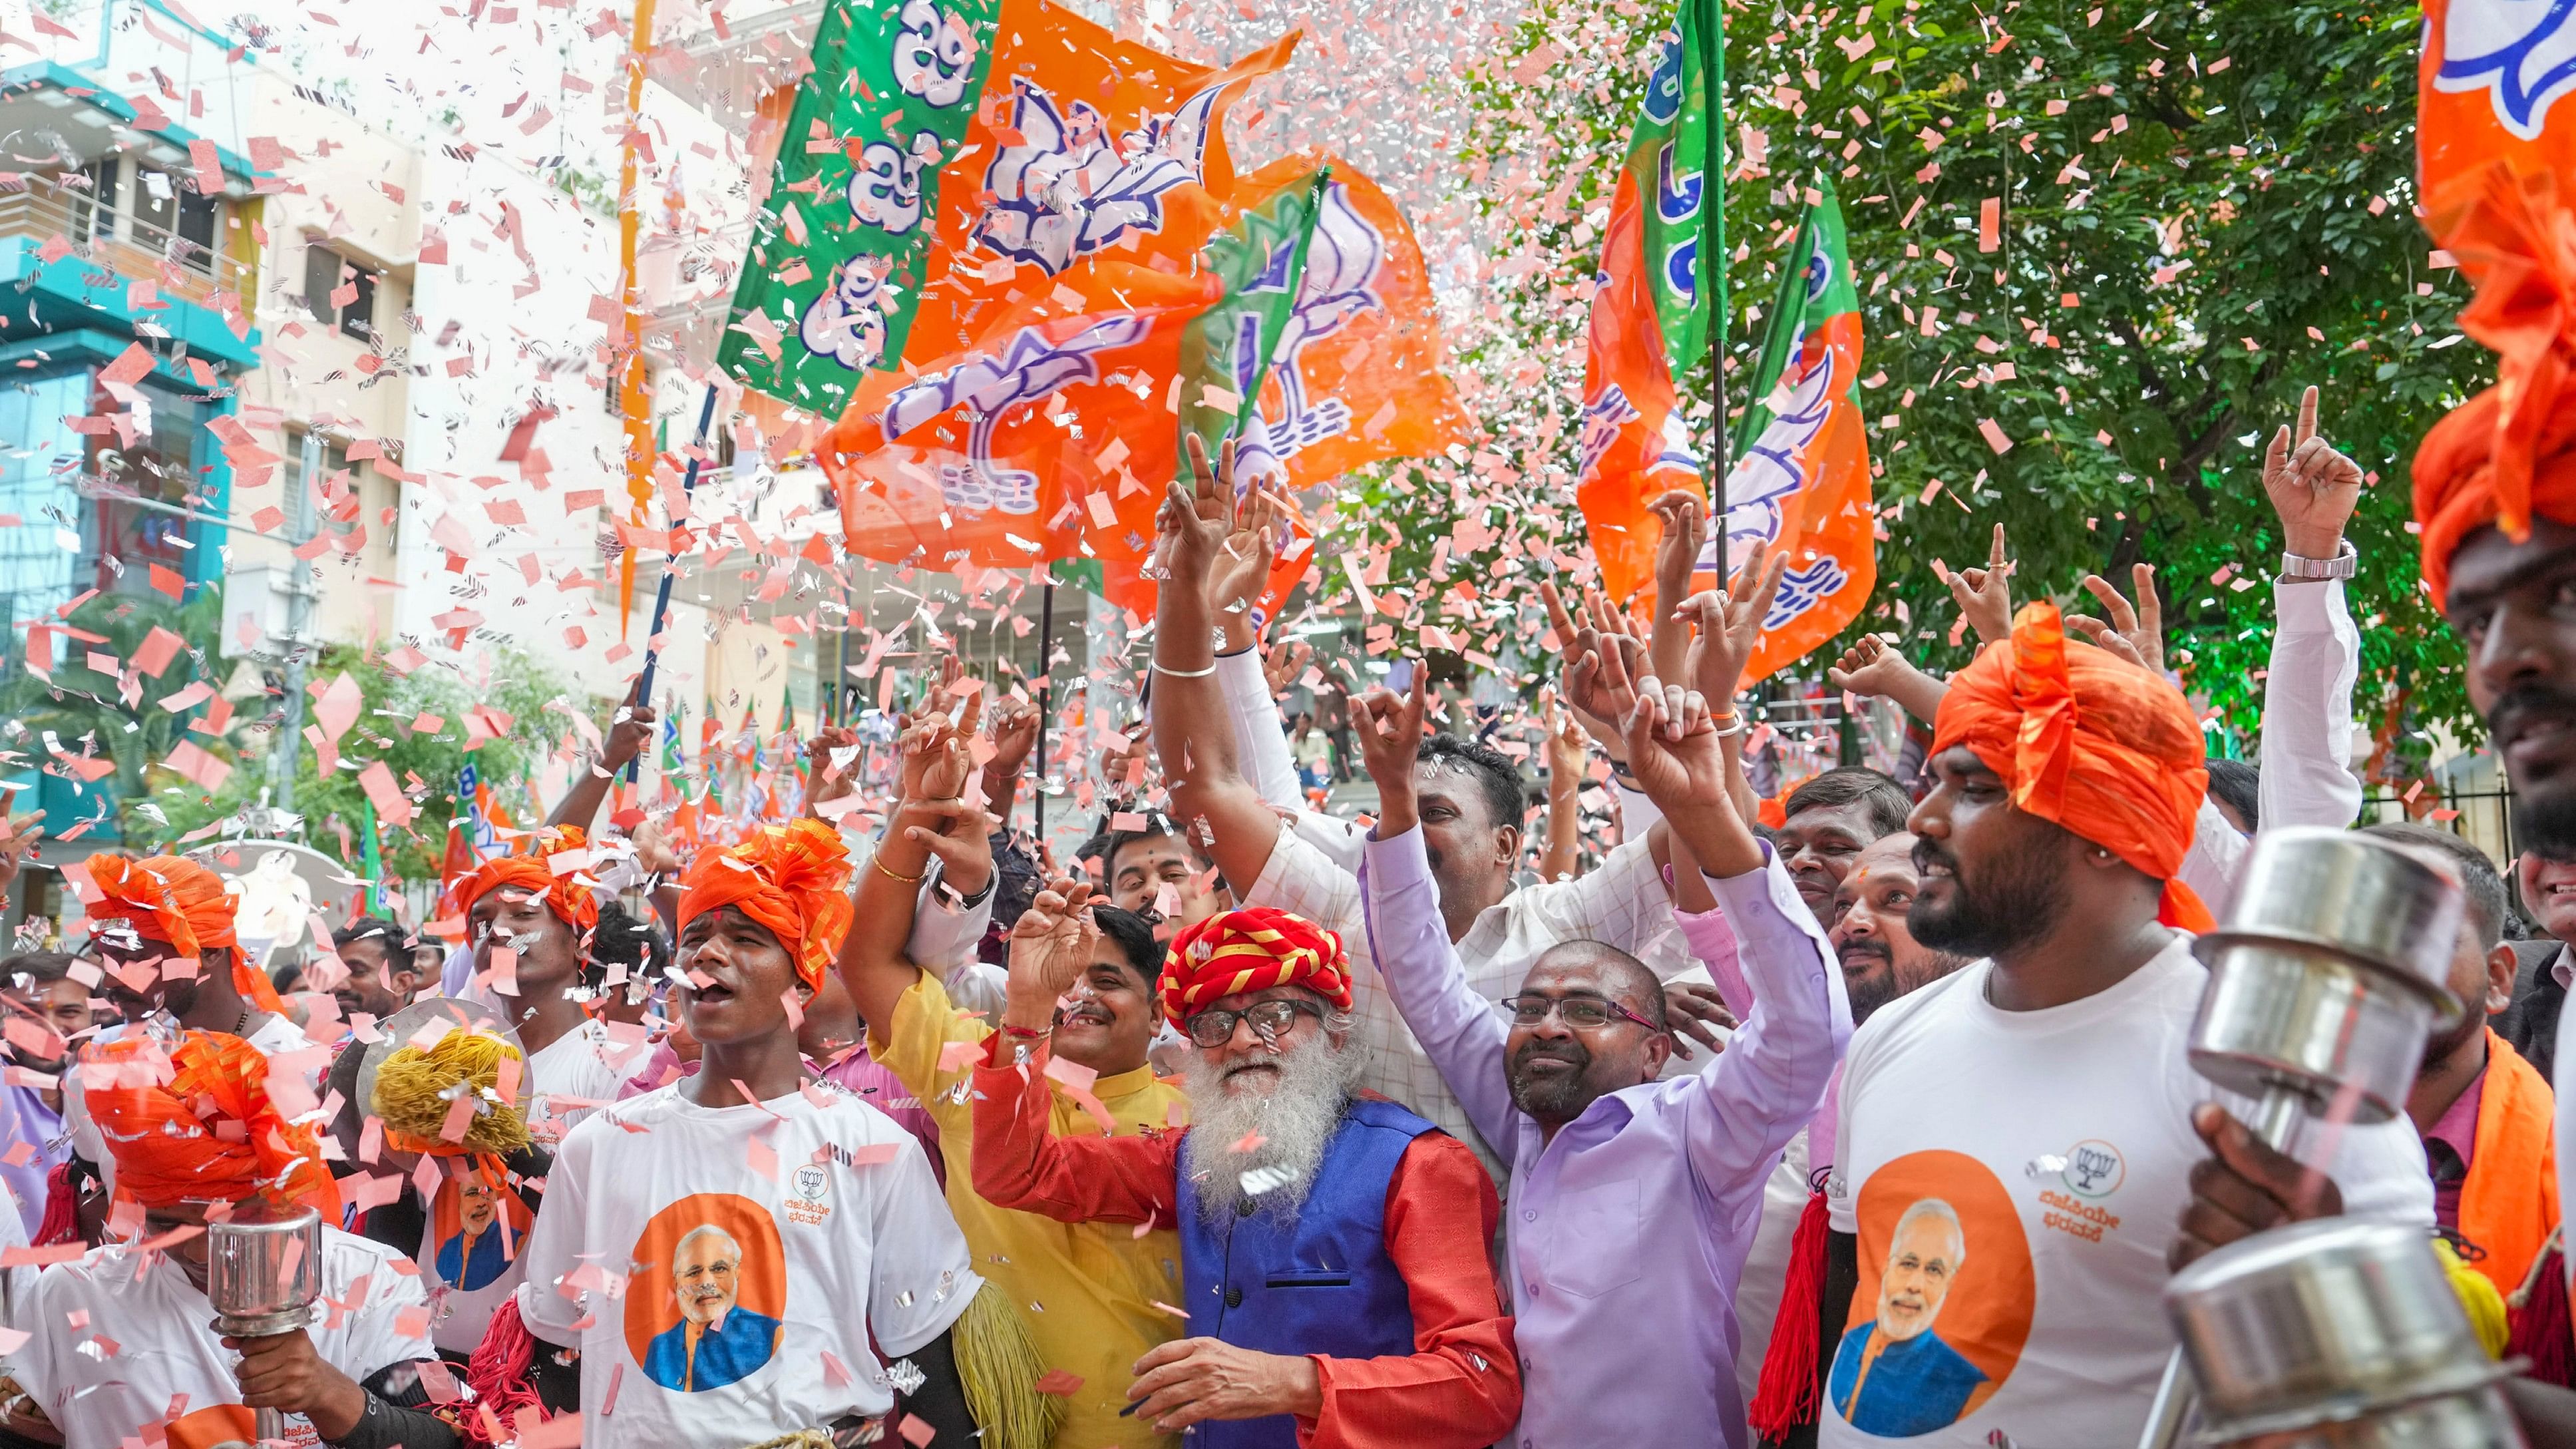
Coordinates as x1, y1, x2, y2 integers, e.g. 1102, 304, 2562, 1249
1173, 1096, 1436, 1449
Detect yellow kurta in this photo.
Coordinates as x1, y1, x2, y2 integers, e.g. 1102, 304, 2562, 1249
873, 972, 1188, 1449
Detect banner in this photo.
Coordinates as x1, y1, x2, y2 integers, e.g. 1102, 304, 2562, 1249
1572, 4, 1721, 606
717, 0, 1294, 417
2418, 0, 2576, 224
1720, 176, 1875, 686
817, 164, 1333, 591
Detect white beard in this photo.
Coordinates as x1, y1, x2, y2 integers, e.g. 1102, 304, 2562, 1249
1181, 1030, 1364, 1227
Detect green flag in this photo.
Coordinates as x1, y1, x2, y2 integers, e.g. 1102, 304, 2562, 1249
1175, 164, 1332, 483
716, 0, 1003, 414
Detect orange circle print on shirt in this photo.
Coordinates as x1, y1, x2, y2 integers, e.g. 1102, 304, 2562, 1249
624, 1193, 790, 1394
1828, 1150, 2036, 1438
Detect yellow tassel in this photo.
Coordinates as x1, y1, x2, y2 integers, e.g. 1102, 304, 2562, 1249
951, 1281, 1065, 1449
369, 1031, 533, 1155
2434, 1237, 2511, 1359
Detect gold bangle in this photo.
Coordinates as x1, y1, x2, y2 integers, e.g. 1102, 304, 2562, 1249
872, 855, 926, 885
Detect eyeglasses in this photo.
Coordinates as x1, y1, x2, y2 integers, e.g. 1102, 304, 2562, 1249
1184, 998, 1324, 1048
1499, 993, 1660, 1032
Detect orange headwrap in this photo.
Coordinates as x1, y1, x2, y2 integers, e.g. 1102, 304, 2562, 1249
1159, 907, 1352, 1030
457, 825, 602, 939
82, 854, 287, 1015
676, 819, 853, 992
81, 1030, 340, 1217
1930, 602, 2217, 933
2414, 164, 2576, 609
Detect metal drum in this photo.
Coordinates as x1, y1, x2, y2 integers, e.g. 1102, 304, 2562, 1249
206, 1197, 322, 1338
2187, 829, 2468, 1126
2165, 1221, 2523, 1449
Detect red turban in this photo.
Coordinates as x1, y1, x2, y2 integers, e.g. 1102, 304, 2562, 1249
82, 1031, 340, 1217
458, 825, 602, 939
677, 819, 853, 992
2415, 164, 2576, 609
1931, 602, 2216, 932
83, 854, 286, 1015
1159, 907, 1352, 1030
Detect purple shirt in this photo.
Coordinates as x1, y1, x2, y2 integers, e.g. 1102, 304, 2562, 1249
1, 1081, 65, 1238
1361, 829, 1850, 1449
2422, 1060, 2485, 1231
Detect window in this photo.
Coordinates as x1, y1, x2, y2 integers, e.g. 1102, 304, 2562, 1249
303, 244, 377, 340
70, 157, 118, 242
127, 168, 222, 274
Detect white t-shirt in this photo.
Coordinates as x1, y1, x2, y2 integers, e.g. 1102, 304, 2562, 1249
10, 1226, 431, 1449
1823, 937, 2432, 1448
514, 1078, 980, 1447
414, 1019, 637, 1356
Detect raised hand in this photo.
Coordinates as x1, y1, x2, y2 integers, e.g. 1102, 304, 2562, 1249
1932, 523, 2016, 646
1544, 698, 1587, 785
1350, 668, 1430, 837
896, 711, 974, 803
1262, 637, 1314, 701
1677, 542, 1787, 708
602, 676, 657, 772
1209, 483, 1293, 633
1826, 635, 1909, 700
984, 695, 1041, 782
2072, 566, 2165, 674
0, 810, 44, 897
2263, 385, 2365, 562
1004, 878, 1103, 1032
1647, 491, 1708, 680
1622, 674, 1761, 877
900, 799, 997, 899
801, 725, 863, 819
1155, 433, 1238, 588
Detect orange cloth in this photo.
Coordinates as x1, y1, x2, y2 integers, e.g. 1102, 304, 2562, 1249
1159, 906, 1352, 1029
2414, 164, 2576, 608
82, 1031, 341, 1217
675, 819, 853, 992
83, 854, 286, 1015
1929, 602, 2216, 932
2461, 1029, 2561, 1297
457, 825, 602, 938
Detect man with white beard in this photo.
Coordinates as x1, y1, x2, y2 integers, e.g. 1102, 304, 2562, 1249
971, 890, 1522, 1449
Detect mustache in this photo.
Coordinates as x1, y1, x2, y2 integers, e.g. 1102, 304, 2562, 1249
1837, 938, 1893, 966
1510, 1040, 1590, 1072
2491, 682, 2576, 746
1912, 838, 1960, 877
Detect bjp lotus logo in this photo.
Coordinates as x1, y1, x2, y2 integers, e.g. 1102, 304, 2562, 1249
799, 258, 890, 371
974, 77, 1229, 275
2436, 0, 2576, 140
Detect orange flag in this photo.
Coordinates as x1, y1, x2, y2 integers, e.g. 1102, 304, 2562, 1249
2419, 1, 2576, 224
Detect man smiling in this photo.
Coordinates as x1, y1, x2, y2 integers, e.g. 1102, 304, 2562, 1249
1828, 1200, 1988, 1434
644, 1225, 782, 1392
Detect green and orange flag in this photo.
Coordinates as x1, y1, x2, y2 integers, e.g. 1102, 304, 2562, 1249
1722, 178, 1875, 685
1572, 0, 1721, 608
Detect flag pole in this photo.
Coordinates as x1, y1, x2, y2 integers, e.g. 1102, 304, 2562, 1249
628, 380, 721, 782
1701, 0, 1728, 578
1035, 579, 1055, 841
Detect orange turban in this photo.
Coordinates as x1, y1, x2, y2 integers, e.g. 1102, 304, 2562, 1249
2414, 164, 2576, 610
83, 854, 286, 1015
1159, 907, 1351, 1030
457, 825, 602, 940
82, 1030, 340, 1217
676, 819, 853, 992
1931, 602, 2216, 932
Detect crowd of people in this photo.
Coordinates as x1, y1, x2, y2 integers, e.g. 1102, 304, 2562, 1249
0, 363, 2569, 1449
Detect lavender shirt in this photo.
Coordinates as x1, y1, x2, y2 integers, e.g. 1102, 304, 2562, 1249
1362, 829, 1850, 1449
1, 1082, 64, 1238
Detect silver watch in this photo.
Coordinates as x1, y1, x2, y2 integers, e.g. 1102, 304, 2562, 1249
2278, 538, 2357, 581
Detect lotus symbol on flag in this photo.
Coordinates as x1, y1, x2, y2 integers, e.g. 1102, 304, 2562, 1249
1577, 383, 1643, 483
976, 78, 1228, 275
2436, 0, 2576, 140
801, 258, 891, 370
1722, 346, 1833, 551
1232, 181, 1386, 479
878, 314, 1153, 515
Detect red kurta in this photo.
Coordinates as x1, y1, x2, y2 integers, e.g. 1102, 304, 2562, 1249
970, 1040, 1521, 1449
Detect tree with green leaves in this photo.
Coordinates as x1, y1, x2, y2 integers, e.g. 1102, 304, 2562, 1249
1330, 0, 2485, 763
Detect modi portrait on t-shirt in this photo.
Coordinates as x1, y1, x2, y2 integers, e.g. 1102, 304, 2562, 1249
624, 1193, 793, 1396
1831, 1151, 2034, 1438
435, 1178, 522, 1293
1831, 1198, 1989, 1435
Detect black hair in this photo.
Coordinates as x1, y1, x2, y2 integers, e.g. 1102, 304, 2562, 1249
2205, 758, 2261, 833
1783, 767, 1913, 839
2360, 822, 2511, 950
591, 899, 671, 983
1103, 821, 1208, 884
333, 917, 406, 956
1089, 905, 1167, 989
0, 952, 77, 990
1417, 733, 1528, 839
270, 961, 306, 994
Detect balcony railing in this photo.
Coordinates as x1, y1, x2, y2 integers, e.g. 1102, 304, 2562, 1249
0, 173, 257, 315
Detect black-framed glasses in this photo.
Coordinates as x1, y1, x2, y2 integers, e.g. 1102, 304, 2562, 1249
1499, 992, 1659, 1032
1184, 998, 1324, 1048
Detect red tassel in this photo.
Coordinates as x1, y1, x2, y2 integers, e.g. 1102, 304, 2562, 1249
464, 1296, 546, 1448
2509, 1239, 2575, 1388
35, 1162, 79, 1247
1749, 1188, 1832, 1440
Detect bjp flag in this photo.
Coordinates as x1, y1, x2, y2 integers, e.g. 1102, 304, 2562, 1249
1572, 4, 1720, 608
2419, 1, 2576, 222
819, 164, 1335, 590
717, 0, 1295, 418
1721, 178, 1875, 686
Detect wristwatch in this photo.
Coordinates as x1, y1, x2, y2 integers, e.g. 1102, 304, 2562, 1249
2278, 538, 2357, 582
